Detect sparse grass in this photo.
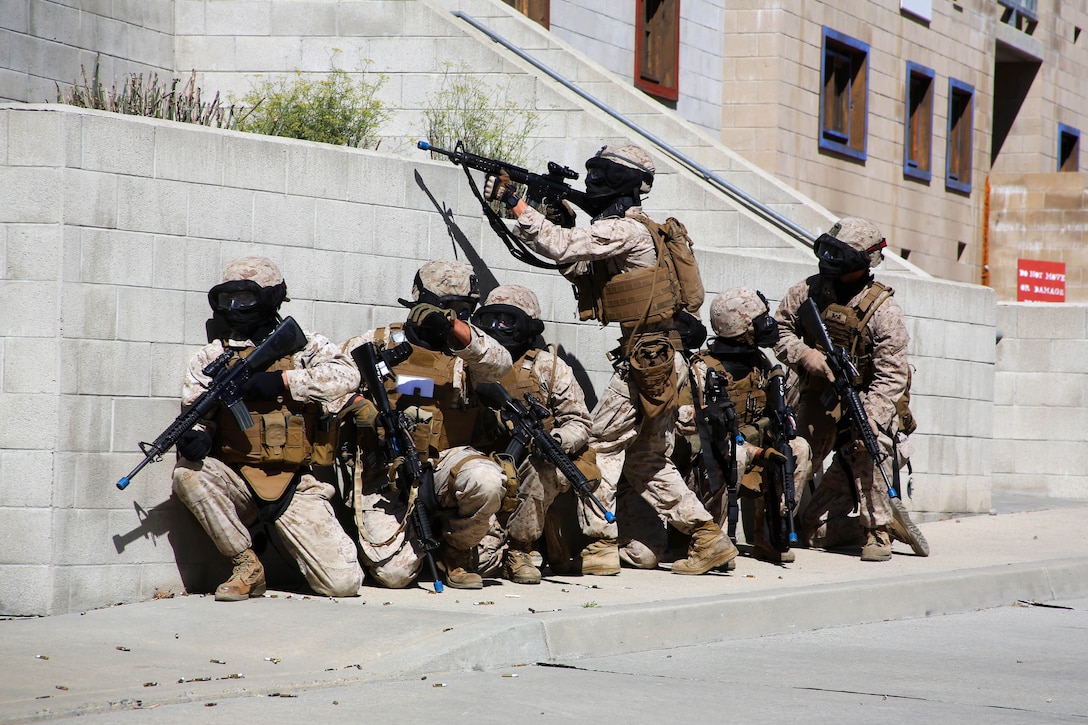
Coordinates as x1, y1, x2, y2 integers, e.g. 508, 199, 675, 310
57, 58, 250, 129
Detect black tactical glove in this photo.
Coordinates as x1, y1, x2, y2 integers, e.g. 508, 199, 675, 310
484, 168, 518, 207
544, 199, 577, 228
177, 429, 213, 462
407, 302, 455, 339
241, 371, 287, 399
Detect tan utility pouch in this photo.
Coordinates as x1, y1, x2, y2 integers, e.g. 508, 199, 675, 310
240, 464, 295, 502
261, 412, 313, 467
492, 452, 521, 513
628, 333, 679, 420
571, 445, 601, 492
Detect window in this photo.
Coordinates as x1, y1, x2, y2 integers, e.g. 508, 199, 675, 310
904, 62, 935, 181
503, 0, 549, 28
819, 28, 869, 161
635, 0, 680, 102
946, 78, 974, 193
1059, 123, 1080, 171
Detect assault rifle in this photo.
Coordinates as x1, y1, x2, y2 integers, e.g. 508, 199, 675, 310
693, 369, 741, 542
764, 365, 800, 550
475, 382, 615, 524
116, 316, 308, 490
418, 140, 589, 270
418, 140, 591, 213
798, 298, 929, 556
350, 341, 445, 593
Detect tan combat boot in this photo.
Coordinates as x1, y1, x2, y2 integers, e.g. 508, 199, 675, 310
860, 528, 893, 562
672, 521, 738, 575
580, 538, 621, 576
752, 505, 796, 564
503, 541, 542, 585
215, 548, 266, 602
441, 547, 483, 590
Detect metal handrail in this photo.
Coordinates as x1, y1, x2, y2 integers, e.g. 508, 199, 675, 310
452, 10, 817, 246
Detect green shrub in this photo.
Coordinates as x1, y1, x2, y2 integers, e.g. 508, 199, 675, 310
57, 59, 248, 129
421, 67, 541, 167
235, 68, 389, 149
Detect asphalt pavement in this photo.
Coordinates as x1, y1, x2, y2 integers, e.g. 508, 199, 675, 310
2, 495, 1087, 723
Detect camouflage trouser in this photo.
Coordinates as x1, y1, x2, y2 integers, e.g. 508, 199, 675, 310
476, 455, 600, 575
795, 392, 894, 544
354, 445, 504, 589
588, 373, 715, 567
172, 457, 363, 597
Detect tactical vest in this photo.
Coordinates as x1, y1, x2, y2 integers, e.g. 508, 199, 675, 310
214, 347, 331, 500
374, 325, 478, 458
574, 215, 694, 331
693, 352, 769, 431
819, 281, 895, 387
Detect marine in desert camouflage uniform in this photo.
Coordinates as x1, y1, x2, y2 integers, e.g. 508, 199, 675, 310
774, 218, 914, 562
172, 257, 364, 601
341, 261, 512, 589
485, 144, 736, 576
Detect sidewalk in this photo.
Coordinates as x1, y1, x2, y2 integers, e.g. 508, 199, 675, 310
3, 500, 1087, 723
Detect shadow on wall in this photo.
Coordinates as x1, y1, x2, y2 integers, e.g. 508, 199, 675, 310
414, 169, 500, 298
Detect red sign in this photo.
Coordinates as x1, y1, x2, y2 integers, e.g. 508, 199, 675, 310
1017, 259, 1066, 302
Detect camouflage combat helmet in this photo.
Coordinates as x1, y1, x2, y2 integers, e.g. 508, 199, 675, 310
400, 260, 481, 318
222, 256, 284, 288
710, 288, 768, 338
593, 143, 656, 195
483, 284, 542, 319
828, 217, 886, 267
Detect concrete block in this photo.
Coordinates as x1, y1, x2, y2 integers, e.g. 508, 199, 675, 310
80, 113, 156, 176
205, 0, 272, 36
5, 223, 60, 280
61, 168, 118, 227
116, 175, 189, 236
233, 36, 304, 71
3, 337, 57, 394
0, 450, 54, 508
280, 246, 350, 301
995, 337, 1051, 373
79, 228, 155, 286
314, 198, 375, 253
60, 283, 117, 340
253, 191, 315, 248
53, 508, 112, 565
1049, 339, 1088, 374
1013, 303, 1086, 339
174, 0, 206, 34
149, 342, 194, 398
270, 1, 337, 36
186, 184, 253, 242
1, 0, 29, 33
0, 166, 61, 223
286, 143, 350, 200
116, 286, 188, 343
337, 0, 407, 37
57, 394, 113, 452
0, 565, 51, 617
174, 35, 236, 71
0, 280, 58, 336
154, 124, 225, 186
151, 235, 222, 293
1012, 371, 1086, 407
67, 339, 151, 396
55, 450, 173, 510
0, 507, 51, 564
7, 108, 64, 166
111, 397, 180, 458
222, 131, 288, 193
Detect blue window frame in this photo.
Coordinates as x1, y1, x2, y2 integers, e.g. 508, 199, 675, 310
819, 27, 869, 161
904, 62, 935, 182
1059, 123, 1080, 171
945, 78, 974, 194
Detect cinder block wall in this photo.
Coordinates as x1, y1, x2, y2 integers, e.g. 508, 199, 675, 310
994, 303, 1088, 499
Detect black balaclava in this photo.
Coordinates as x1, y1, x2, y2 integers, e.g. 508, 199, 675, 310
208, 279, 286, 342
472, 303, 545, 360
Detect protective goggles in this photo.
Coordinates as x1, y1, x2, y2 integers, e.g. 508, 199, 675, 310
813, 233, 886, 262
208, 280, 263, 313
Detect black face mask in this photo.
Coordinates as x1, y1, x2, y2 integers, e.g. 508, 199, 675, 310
674, 310, 707, 351
752, 312, 779, 347
208, 280, 286, 340
472, 304, 544, 356
584, 157, 643, 201
813, 233, 885, 278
